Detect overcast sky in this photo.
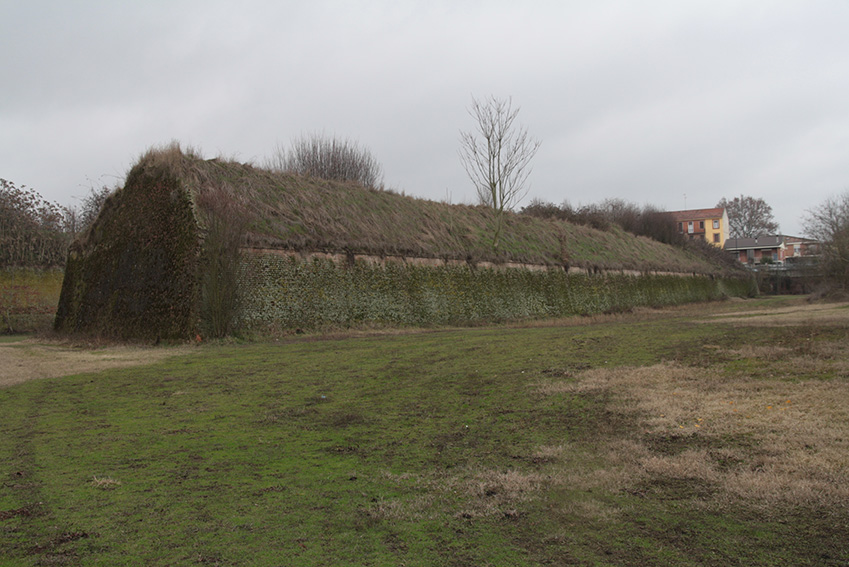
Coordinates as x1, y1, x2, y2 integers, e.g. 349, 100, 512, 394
3, 1, 849, 236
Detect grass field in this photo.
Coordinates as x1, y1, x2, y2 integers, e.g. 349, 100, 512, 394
2, 297, 848, 565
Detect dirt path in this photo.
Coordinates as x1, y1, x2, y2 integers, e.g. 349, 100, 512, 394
2, 300, 846, 389
706, 301, 849, 326
0, 339, 194, 388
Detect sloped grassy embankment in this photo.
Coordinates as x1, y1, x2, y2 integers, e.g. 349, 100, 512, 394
178, 149, 730, 273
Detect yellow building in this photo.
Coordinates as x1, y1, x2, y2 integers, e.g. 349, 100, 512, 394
668, 207, 729, 248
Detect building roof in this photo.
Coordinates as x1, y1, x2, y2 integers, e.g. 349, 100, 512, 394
782, 235, 817, 244
667, 208, 726, 222
724, 235, 784, 251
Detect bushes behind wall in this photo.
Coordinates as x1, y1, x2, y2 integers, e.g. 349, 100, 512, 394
239, 254, 755, 333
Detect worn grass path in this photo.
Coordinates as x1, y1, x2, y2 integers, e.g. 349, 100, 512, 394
0, 338, 194, 388
1, 297, 848, 565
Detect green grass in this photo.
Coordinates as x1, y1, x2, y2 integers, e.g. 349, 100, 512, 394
2, 298, 848, 565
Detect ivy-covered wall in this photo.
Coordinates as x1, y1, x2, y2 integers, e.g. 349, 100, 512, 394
238, 253, 755, 333
54, 161, 201, 340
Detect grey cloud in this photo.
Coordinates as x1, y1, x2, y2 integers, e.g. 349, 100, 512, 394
3, 1, 849, 236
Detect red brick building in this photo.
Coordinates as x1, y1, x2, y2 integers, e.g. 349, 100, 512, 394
724, 235, 818, 265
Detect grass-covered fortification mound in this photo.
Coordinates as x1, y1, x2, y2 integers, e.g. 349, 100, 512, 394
54, 144, 750, 340
55, 150, 201, 340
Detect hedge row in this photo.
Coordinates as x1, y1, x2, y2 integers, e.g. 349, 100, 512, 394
238, 255, 755, 332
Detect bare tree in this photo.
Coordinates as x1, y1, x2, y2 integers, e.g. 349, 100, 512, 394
269, 133, 384, 190
804, 191, 849, 286
78, 183, 114, 232
61, 182, 115, 238
459, 96, 541, 251
717, 195, 779, 238
0, 178, 68, 267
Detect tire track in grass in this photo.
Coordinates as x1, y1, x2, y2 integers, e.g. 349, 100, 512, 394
1, 381, 90, 563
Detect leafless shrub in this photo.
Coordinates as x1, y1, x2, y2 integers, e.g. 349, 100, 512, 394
78, 183, 115, 234
0, 178, 70, 267
682, 236, 741, 271
269, 133, 384, 190
520, 198, 685, 245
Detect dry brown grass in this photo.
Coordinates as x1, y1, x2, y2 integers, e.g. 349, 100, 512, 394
0, 339, 195, 387
127, 145, 733, 273
538, 360, 849, 514
706, 301, 849, 326
91, 476, 121, 489
354, 301, 849, 526
367, 468, 548, 522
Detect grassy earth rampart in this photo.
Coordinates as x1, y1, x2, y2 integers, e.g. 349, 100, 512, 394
52, 145, 750, 340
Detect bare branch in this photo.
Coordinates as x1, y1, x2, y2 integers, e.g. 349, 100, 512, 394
804, 191, 849, 286
269, 133, 384, 190
716, 195, 779, 238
